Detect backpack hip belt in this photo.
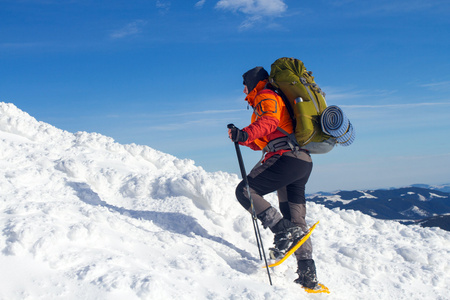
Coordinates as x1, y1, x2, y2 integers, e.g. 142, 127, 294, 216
263, 136, 297, 153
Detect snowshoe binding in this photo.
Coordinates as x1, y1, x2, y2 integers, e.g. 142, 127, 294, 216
269, 225, 304, 259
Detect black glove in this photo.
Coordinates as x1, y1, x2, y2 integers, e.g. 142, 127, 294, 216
229, 127, 249, 143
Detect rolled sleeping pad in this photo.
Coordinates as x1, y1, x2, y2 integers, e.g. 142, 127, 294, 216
321, 105, 355, 146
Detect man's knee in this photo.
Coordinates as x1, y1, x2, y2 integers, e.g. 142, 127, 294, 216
235, 180, 251, 210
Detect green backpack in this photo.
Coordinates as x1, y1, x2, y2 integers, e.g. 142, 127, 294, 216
269, 57, 336, 154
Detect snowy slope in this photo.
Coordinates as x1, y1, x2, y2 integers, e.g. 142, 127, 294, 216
1, 102, 449, 300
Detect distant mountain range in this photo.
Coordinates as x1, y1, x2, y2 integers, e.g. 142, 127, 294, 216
307, 184, 450, 231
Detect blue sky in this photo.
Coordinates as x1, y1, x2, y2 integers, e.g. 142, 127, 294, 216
1, 0, 450, 193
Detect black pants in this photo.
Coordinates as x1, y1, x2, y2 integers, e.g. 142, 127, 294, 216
235, 149, 313, 260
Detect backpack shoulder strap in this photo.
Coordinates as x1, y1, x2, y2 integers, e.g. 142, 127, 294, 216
262, 83, 296, 123
258, 84, 280, 99
261, 83, 299, 147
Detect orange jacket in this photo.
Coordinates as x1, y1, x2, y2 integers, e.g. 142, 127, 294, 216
241, 80, 294, 160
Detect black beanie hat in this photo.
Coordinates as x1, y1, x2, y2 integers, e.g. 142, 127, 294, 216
242, 67, 269, 93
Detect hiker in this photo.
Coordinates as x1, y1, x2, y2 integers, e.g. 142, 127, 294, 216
228, 66, 320, 290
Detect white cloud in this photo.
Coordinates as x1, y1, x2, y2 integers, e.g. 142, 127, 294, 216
110, 20, 147, 39
214, 0, 287, 29
340, 102, 450, 109
238, 15, 263, 30
420, 81, 450, 91
215, 0, 287, 16
324, 86, 397, 102
173, 109, 245, 116
156, 0, 171, 14
195, 0, 207, 8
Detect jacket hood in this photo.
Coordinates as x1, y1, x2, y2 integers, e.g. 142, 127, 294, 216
242, 67, 269, 93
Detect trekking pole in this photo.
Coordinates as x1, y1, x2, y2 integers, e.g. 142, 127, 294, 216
227, 124, 272, 286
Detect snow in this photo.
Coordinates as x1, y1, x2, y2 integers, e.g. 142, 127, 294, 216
418, 194, 427, 201
402, 192, 428, 201
315, 194, 354, 205
400, 206, 430, 218
430, 193, 446, 199
1, 102, 450, 300
359, 191, 377, 199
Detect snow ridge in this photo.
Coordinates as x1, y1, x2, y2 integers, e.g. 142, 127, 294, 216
1, 102, 449, 299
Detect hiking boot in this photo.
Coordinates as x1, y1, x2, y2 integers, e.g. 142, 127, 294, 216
294, 259, 319, 289
257, 207, 304, 258
268, 218, 304, 258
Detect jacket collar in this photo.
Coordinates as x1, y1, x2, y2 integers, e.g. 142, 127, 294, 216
245, 80, 268, 107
